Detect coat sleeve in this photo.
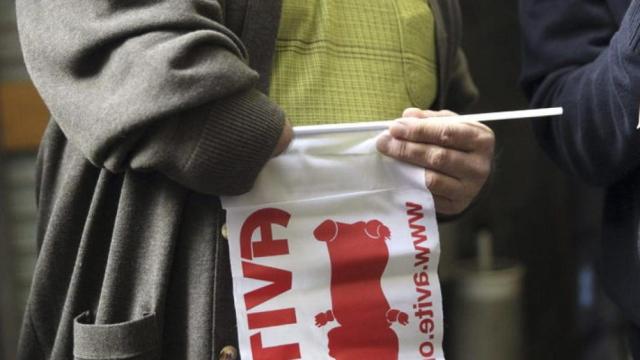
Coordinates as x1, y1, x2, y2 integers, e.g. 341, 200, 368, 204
520, 0, 640, 186
16, 0, 285, 195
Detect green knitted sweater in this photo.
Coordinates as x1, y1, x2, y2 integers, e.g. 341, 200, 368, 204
270, 0, 438, 125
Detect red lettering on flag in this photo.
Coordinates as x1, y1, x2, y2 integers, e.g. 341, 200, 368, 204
250, 333, 301, 360
242, 261, 292, 310
240, 208, 291, 260
248, 308, 297, 330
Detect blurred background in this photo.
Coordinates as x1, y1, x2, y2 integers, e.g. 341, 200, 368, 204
0, 0, 632, 359
1, 0, 47, 359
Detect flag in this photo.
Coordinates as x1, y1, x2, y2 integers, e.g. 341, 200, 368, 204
221, 127, 444, 360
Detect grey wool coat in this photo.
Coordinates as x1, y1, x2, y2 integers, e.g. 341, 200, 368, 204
15, 0, 477, 358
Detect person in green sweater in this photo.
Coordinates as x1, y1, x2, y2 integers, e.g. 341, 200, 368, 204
15, 0, 494, 358
271, 0, 494, 216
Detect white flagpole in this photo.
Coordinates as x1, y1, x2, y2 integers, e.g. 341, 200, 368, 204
293, 107, 563, 136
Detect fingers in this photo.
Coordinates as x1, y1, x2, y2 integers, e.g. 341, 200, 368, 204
402, 108, 456, 118
425, 170, 478, 215
433, 194, 470, 216
402, 108, 424, 118
379, 108, 495, 215
376, 134, 484, 214
376, 134, 491, 181
271, 118, 293, 157
388, 117, 494, 153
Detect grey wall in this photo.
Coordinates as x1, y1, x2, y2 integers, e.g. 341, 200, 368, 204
1, 0, 28, 82
0, 1, 38, 359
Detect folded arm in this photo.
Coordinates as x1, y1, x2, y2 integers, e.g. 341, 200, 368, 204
17, 0, 286, 195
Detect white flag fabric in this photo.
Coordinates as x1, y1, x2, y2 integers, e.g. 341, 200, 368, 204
221, 128, 444, 360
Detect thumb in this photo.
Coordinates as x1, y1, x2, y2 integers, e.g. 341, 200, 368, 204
402, 107, 424, 118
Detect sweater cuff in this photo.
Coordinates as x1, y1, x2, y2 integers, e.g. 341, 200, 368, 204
179, 89, 286, 195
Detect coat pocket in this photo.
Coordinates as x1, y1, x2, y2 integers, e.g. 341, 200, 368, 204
73, 311, 160, 360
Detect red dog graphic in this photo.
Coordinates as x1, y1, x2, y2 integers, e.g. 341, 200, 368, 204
313, 219, 408, 360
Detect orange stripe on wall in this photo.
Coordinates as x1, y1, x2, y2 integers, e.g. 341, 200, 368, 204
0, 82, 49, 151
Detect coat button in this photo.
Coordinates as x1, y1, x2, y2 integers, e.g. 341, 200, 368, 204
221, 223, 229, 240
218, 345, 238, 360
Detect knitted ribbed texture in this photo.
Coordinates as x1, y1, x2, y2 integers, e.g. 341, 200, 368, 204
270, 0, 438, 125
183, 89, 286, 195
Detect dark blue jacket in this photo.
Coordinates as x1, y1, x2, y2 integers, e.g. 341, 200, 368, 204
520, 0, 640, 337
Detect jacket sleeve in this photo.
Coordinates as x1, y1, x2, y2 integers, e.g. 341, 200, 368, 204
16, 0, 285, 195
520, 0, 640, 186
